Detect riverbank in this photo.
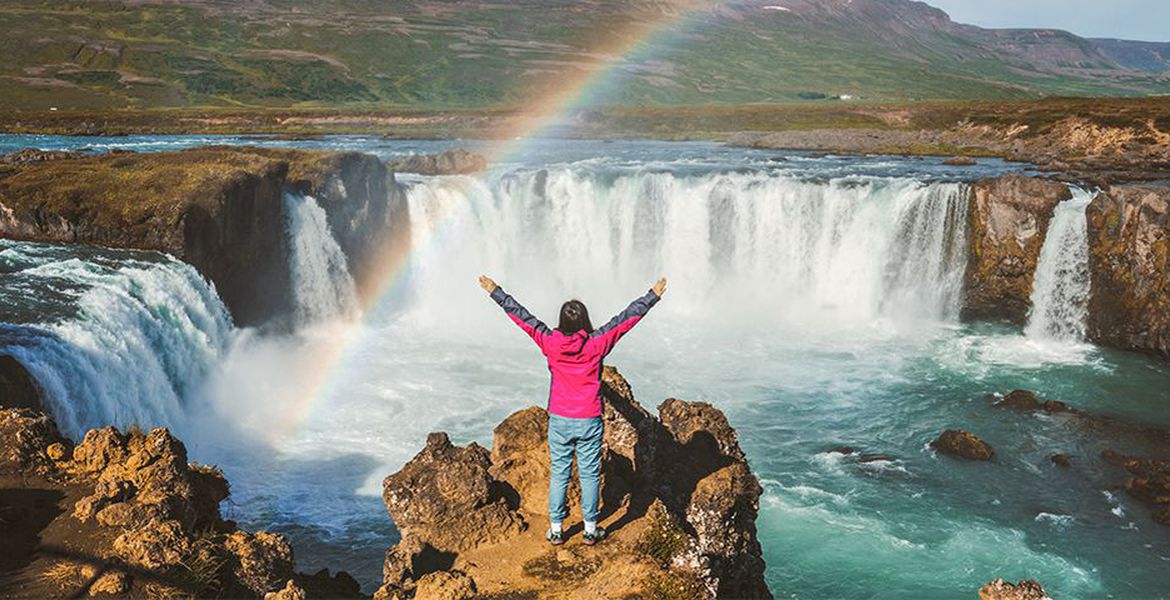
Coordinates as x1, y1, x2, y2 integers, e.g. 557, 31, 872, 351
3, 97, 1169, 183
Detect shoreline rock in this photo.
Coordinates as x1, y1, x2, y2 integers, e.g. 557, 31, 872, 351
377, 366, 772, 599
0, 407, 361, 598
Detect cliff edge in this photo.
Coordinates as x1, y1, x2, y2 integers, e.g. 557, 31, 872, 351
376, 366, 773, 600
0, 147, 408, 326
0, 408, 360, 598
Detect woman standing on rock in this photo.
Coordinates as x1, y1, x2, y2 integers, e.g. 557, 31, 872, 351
479, 275, 667, 546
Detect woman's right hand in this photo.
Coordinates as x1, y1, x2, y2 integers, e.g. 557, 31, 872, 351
479, 275, 498, 294
652, 277, 667, 297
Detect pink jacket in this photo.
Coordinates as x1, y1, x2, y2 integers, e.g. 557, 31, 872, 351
490, 287, 660, 418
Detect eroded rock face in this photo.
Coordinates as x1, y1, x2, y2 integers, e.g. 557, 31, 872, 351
0, 407, 66, 475
932, 429, 995, 461
963, 175, 1072, 324
0, 147, 409, 326
1086, 184, 1170, 359
0, 408, 360, 598
979, 578, 1051, 600
380, 366, 772, 599
383, 432, 525, 553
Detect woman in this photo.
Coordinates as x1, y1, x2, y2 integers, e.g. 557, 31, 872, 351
479, 275, 667, 546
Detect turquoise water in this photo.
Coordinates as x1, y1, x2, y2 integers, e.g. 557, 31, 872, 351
2, 136, 1169, 597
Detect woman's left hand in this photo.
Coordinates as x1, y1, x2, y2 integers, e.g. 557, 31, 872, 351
479, 275, 498, 294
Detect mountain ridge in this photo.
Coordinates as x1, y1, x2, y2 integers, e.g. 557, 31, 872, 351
0, 0, 1166, 110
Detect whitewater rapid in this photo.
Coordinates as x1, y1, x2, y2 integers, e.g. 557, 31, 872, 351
3, 138, 1169, 597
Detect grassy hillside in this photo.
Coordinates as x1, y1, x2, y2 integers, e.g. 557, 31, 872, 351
0, 0, 1168, 111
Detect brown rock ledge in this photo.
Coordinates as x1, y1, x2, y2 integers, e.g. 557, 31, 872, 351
0, 407, 360, 598
377, 366, 772, 600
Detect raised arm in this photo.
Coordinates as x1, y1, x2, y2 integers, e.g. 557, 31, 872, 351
591, 277, 666, 356
480, 275, 552, 351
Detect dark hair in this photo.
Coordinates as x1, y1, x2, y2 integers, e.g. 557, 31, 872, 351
557, 299, 594, 335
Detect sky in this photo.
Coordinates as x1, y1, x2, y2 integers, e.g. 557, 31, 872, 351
926, 0, 1170, 42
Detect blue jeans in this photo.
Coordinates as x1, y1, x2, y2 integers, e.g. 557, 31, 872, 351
547, 414, 603, 524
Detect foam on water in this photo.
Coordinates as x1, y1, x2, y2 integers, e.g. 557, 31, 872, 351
4, 140, 1170, 596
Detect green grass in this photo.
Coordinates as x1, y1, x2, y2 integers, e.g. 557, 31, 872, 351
0, 0, 1167, 112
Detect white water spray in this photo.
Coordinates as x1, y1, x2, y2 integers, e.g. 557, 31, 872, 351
402, 171, 969, 329
1026, 187, 1095, 341
0, 250, 232, 438
284, 192, 359, 325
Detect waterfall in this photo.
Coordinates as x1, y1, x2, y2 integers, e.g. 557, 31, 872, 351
283, 192, 359, 325
1025, 187, 1095, 341
401, 170, 969, 328
0, 242, 233, 439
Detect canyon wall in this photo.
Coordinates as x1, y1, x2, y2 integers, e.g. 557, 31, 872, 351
961, 174, 1071, 324
0, 147, 407, 326
1086, 184, 1170, 359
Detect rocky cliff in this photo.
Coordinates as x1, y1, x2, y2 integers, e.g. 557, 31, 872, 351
0, 147, 408, 326
962, 175, 1071, 324
0, 407, 360, 598
1086, 184, 1170, 359
377, 366, 772, 599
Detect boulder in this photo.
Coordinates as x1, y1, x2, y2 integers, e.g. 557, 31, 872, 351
979, 578, 1051, 600
943, 156, 977, 166
1050, 454, 1072, 468
0, 407, 67, 475
963, 175, 1072, 324
225, 531, 297, 597
113, 519, 192, 569
413, 570, 477, 600
1086, 184, 1170, 359
88, 570, 131, 597
382, 432, 525, 552
993, 390, 1071, 413
264, 580, 306, 600
931, 429, 995, 461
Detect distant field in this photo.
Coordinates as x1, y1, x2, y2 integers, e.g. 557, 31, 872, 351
3, 97, 1167, 141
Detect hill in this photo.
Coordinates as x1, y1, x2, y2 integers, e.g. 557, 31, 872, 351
0, 0, 1168, 110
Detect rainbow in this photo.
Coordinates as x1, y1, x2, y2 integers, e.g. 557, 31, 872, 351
275, 1, 723, 438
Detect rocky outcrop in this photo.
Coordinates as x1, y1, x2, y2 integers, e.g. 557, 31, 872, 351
0, 407, 362, 598
1101, 449, 1170, 527
962, 175, 1072, 324
385, 149, 486, 175
931, 429, 995, 461
0, 147, 409, 326
979, 578, 1051, 600
0, 355, 41, 410
1085, 184, 1170, 359
992, 389, 1070, 414
378, 366, 772, 599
